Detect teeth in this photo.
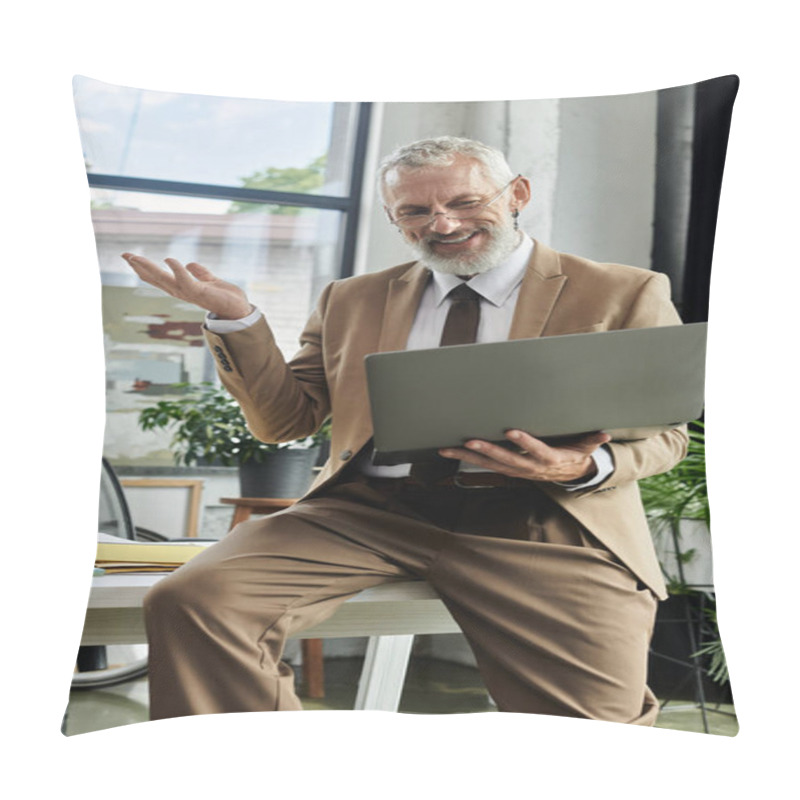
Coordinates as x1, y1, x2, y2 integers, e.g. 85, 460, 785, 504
433, 233, 476, 245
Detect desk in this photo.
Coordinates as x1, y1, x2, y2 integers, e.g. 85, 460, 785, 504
81, 573, 460, 711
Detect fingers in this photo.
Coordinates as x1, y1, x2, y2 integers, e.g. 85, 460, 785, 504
439, 429, 608, 482
163, 257, 200, 294
185, 261, 218, 282
122, 253, 212, 298
439, 441, 530, 476
122, 253, 251, 319
506, 429, 609, 455
122, 253, 177, 294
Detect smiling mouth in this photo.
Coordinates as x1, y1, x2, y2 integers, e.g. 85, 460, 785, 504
428, 231, 483, 246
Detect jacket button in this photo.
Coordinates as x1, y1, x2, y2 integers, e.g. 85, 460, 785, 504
339, 449, 353, 460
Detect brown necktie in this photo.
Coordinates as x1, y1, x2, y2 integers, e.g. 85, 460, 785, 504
438, 282, 481, 347
409, 282, 481, 482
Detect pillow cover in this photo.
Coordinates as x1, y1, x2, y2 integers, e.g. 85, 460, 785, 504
65, 74, 739, 736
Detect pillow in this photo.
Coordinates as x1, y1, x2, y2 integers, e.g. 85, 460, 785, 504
66, 74, 738, 737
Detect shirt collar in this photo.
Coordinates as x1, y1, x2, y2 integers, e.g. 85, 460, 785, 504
430, 233, 534, 308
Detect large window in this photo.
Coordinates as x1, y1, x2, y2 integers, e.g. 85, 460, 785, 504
74, 76, 371, 466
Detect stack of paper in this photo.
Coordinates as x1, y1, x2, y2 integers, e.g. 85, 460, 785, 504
95, 533, 213, 573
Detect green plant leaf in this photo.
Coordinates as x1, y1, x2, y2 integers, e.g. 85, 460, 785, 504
136, 382, 331, 467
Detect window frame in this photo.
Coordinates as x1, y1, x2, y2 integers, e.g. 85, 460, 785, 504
86, 102, 373, 280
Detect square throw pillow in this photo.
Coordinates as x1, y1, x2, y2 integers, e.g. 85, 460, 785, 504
65, 74, 738, 736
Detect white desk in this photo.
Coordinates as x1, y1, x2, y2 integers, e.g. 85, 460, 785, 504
82, 573, 460, 711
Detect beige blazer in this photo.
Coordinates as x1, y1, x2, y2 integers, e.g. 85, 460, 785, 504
205, 241, 688, 599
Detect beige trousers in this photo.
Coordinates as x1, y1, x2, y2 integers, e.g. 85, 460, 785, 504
144, 478, 659, 723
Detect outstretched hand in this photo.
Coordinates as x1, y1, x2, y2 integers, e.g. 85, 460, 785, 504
439, 429, 611, 483
122, 254, 252, 320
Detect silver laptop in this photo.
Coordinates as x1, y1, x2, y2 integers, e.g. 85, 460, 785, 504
365, 323, 707, 466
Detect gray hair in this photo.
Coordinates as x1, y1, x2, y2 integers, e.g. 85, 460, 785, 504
377, 136, 515, 202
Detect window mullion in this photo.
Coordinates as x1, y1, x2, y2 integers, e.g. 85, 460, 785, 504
87, 173, 352, 212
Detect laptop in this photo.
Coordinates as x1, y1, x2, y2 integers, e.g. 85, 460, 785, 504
365, 322, 707, 466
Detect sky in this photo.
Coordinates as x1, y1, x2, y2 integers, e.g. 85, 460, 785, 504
73, 75, 341, 209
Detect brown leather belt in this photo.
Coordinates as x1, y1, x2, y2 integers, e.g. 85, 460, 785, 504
361, 473, 531, 491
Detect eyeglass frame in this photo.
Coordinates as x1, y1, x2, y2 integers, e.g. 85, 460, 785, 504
385, 174, 522, 230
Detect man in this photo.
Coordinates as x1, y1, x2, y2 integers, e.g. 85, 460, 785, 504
124, 136, 686, 724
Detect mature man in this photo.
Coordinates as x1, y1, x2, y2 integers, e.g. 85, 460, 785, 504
124, 136, 686, 724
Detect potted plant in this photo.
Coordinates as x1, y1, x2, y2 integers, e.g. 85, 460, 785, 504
639, 420, 731, 701
138, 382, 331, 498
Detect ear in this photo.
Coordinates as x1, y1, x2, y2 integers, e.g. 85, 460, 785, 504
511, 176, 532, 211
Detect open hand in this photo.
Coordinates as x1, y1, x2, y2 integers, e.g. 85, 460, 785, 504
439, 429, 611, 483
122, 254, 252, 320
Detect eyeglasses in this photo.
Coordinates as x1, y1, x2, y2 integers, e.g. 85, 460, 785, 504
387, 175, 521, 230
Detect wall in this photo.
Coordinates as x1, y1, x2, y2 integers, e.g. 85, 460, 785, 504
551, 91, 657, 266
358, 91, 658, 275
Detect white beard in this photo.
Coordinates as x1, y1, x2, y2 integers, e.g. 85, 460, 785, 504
407, 226, 522, 276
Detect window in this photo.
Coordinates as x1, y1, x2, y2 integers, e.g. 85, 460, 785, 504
74, 76, 371, 466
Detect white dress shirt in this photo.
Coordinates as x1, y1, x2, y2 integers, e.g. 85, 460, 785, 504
206, 234, 613, 489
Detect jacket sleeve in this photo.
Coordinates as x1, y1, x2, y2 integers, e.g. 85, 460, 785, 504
202, 283, 333, 444
604, 425, 689, 487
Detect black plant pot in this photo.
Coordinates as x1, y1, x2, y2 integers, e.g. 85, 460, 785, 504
648, 593, 733, 705
239, 447, 321, 499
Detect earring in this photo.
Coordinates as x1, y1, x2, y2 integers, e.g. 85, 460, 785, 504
512, 209, 519, 230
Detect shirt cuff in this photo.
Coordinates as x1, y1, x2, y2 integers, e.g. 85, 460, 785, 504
554, 445, 614, 491
205, 306, 261, 333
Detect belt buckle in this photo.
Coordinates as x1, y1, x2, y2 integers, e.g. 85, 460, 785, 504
452, 472, 498, 490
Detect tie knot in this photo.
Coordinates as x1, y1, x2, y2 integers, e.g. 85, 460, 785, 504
448, 283, 480, 303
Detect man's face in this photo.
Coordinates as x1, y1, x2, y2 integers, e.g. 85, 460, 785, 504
383, 156, 527, 275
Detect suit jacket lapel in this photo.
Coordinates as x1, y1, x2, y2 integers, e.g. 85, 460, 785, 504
377, 262, 431, 352
373, 241, 566, 351
508, 239, 568, 340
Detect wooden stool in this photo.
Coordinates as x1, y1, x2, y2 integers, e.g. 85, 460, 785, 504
220, 497, 325, 699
